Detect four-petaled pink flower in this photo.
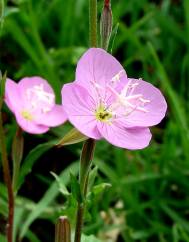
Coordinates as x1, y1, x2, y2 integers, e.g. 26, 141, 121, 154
5, 77, 67, 134
61, 48, 167, 149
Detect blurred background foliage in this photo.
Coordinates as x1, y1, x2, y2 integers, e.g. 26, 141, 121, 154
0, 0, 189, 241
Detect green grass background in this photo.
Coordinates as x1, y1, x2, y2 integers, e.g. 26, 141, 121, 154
0, 0, 189, 241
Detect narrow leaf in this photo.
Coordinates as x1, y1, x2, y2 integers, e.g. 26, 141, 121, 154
70, 172, 83, 203
51, 172, 70, 196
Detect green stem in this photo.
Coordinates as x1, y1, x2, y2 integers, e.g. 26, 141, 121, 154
74, 204, 84, 242
0, 103, 14, 242
89, 0, 97, 47
12, 127, 24, 194
74, 1, 97, 241
74, 139, 96, 242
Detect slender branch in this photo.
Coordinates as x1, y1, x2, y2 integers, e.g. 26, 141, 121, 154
0, 106, 14, 242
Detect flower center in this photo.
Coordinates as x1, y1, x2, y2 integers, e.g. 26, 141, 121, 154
95, 105, 112, 122
26, 84, 55, 113
21, 110, 33, 121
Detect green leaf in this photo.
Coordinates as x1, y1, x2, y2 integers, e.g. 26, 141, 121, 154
57, 128, 88, 147
25, 230, 41, 242
81, 234, 101, 242
20, 162, 79, 239
51, 172, 70, 196
0, 234, 6, 242
4, 7, 19, 18
70, 172, 83, 203
18, 140, 57, 190
88, 166, 98, 190
87, 183, 111, 200
13, 207, 25, 242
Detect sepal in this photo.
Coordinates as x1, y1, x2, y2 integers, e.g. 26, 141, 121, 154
57, 128, 88, 147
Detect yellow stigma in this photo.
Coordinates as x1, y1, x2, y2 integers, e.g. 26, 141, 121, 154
21, 110, 33, 121
95, 105, 112, 122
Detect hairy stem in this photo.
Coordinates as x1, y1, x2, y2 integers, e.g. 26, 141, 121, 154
0, 104, 14, 242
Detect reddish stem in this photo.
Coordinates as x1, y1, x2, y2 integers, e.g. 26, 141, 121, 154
0, 108, 14, 242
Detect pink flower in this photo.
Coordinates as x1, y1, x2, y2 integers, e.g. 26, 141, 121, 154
61, 48, 167, 149
5, 77, 67, 134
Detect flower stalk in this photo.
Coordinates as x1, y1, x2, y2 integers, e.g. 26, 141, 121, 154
74, 139, 96, 242
0, 73, 14, 242
74, 1, 98, 241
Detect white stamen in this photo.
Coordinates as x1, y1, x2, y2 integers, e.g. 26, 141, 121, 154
26, 84, 55, 113
107, 78, 150, 116
126, 94, 143, 100
121, 79, 132, 96
42, 107, 51, 113
111, 70, 125, 84
139, 97, 150, 103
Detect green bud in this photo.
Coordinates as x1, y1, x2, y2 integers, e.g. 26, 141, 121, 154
55, 216, 71, 242
100, 0, 113, 50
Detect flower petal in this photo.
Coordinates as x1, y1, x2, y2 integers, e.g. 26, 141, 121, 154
5, 79, 23, 113
18, 76, 55, 106
15, 112, 49, 134
61, 83, 101, 139
119, 78, 167, 127
76, 48, 127, 89
97, 122, 152, 149
36, 105, 67, 127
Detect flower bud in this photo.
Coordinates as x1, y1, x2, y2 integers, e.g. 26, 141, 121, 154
55, 216, 71, 242
100, 0, 113, 50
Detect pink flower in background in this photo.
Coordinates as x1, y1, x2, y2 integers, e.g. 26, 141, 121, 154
62, 48, 167, 149
5, 77, 67, 134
